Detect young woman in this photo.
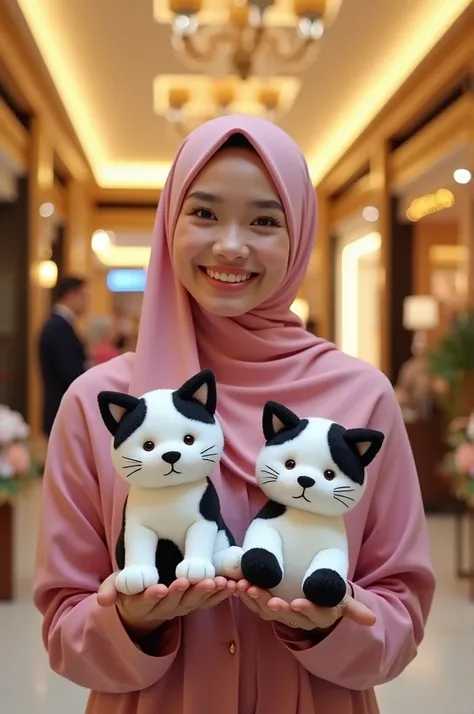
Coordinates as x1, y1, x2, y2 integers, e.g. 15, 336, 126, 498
33, 115, 435, 714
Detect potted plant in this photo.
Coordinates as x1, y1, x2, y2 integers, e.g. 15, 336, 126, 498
428, 310, 474, 420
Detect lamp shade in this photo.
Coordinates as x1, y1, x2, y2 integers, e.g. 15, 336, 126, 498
402, 295, 439, 331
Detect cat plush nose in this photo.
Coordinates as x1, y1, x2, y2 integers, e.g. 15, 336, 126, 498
297, 476, 315, 489
162, 451, 181, 465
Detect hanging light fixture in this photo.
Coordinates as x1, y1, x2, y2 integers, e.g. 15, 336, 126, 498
156, 1, 342, 80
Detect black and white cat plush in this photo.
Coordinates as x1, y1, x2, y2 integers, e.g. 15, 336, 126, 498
239, 401, 384, 608
98, 369, 241, 596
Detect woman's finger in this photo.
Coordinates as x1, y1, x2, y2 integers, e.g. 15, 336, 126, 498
178, 578, 218, 612
201, 586, 233, 609
239, 592, 273, 620
97, 572, 120, 607
343, 598, 377, 626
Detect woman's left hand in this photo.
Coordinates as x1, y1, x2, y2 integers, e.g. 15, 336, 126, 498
235, 579, 376, 632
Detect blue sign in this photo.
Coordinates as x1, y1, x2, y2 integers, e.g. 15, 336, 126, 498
107, 269, 147, 293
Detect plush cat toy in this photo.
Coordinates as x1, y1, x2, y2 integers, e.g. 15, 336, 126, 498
98, 369, 241, 596
239, 401, 385, 608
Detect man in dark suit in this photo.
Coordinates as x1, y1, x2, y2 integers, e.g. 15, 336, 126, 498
38, 275, 88, 437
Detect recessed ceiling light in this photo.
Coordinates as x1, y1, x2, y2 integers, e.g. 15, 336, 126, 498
39, 202, 54, 218
453, 168, 472, 184
362, 206, 379, 222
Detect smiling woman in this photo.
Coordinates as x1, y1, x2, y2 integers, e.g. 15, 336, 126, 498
173, 133, 290, 317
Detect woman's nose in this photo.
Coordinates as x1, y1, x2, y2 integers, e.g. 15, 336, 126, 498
212, 227, 250, 261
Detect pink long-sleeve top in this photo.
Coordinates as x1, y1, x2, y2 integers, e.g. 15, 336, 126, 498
33, 351, 435, 714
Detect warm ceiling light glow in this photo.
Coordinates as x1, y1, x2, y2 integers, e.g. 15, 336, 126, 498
39, 202, 54, 218
94, 246, 151, 268
406, 189, 454, 222
17, 0, 471, 189
36, 260, 58, 288
362, 206, 379, 222
306, 0, 472, 185
341, 232, 381, 359
453, 168, 472, 184
91, 230, 113, 253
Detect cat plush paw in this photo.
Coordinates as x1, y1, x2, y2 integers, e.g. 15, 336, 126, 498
214, 545, 244, 579
302, 568, 347, 607
176, 557, 216, 583
115, 565, 159, 595
241, 548, 283, 589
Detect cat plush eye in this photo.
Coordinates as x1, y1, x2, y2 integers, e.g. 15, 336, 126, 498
324, 469, 336, 480
285, 459, 296, 470
143, 441, 155, 451
184, 434, 195, 445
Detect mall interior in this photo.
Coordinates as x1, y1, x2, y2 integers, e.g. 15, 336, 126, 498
1, 0, 474, 712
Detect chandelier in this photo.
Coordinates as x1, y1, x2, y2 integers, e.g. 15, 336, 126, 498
156, 1, 342, 80
153, 74, 301, 137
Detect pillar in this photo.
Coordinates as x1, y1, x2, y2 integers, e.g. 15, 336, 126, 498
65, 179, 92, 277
372, 143, 414, 383
27, 119, 55, 446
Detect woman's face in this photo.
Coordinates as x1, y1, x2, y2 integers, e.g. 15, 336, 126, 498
173, 147, 290, 317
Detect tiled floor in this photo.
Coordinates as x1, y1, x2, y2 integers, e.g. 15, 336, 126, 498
1, 483, 473, 713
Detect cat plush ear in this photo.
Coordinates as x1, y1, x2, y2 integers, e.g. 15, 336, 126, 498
174, 369, 217, 416
263, 401, 301, 442
343, 428, 385, 467
98, 391, 141, 436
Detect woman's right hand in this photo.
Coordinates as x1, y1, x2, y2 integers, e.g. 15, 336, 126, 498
97, 572, 235, 638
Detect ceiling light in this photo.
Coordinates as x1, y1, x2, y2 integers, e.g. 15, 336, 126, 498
362, 206, 379, 222
453, 168, 472, 184
157, 0, 342, 81
91, 230, 113, 253
36, 260, 58, 289
39, 202, 54, 218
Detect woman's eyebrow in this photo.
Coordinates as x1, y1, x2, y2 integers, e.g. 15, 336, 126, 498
186, 190, 284, 213
186, 190, 222, 203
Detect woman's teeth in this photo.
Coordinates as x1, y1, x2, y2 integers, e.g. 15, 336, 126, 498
205, 269, 252, 283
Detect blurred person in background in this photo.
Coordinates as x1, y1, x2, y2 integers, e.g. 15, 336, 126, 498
38, 275, 88, 437
89, 315, 119, 367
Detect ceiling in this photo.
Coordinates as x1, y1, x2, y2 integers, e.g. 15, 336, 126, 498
3, 0, 473, 189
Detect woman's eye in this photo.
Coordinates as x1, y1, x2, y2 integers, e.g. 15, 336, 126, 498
183, 434, 195, 445
143, 441, 155, 452
252, 216, 281, 227
324, 469, 336, 480
193, 207, 216, 220
285, 459, 296, 470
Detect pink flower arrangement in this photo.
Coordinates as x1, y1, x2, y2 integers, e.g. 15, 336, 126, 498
0, 404, 32, 480
454, 443, 474, 478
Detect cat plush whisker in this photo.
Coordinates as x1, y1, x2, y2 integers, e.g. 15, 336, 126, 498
333, 486, 354, 492
261, 478, 279, 486
265, 464, 279, 476
333, 495, 352, 509
260, 469, 279, 479
333, 492, 355, 501
201, 452, 219, 458
121, 456, 142, 464
200, 445, 216, 454
122, 462, 143, 468
124, 467, 143, 479
201, 457, 217, 464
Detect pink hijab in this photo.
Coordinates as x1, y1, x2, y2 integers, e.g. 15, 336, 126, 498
130, 115, 337, 485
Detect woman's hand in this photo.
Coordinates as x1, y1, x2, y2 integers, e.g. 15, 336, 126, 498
236, 579, 376, 632
97, 572, 236, 638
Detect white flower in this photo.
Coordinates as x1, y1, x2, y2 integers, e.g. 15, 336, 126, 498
0, 404, 30, 445
0, 453, 14, 478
